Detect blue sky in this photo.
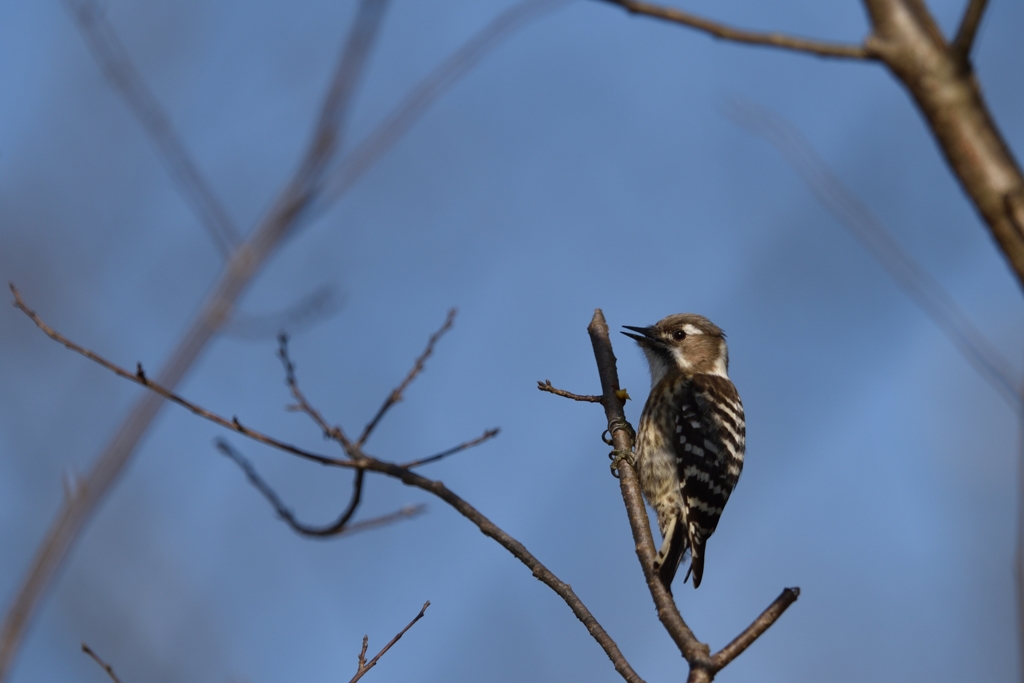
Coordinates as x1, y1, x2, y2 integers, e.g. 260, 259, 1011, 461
2, 1, 1024, 681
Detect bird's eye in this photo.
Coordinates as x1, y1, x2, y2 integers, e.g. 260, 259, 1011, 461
672, 329, 687, 341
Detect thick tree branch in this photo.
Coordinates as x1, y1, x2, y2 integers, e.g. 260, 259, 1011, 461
726, 100, 1021, 408
859, 0, 1024, 290
594, 0, 872, 60
349, 602, 430, 683
12, 291, 644, 683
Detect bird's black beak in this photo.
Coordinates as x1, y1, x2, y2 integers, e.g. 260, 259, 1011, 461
621, 325, 657, 344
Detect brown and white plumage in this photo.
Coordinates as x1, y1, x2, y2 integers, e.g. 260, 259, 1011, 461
623, 314, 745, 590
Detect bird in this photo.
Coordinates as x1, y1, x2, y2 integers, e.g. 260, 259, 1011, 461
622, 313, 745, 590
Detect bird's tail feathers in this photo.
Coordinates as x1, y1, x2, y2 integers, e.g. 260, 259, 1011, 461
655, 521, 690, 594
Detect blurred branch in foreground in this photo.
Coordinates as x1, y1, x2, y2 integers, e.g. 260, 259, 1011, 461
0, 2, 564, 679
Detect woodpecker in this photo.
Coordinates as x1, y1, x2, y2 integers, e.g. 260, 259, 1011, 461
622, 314, 745, 590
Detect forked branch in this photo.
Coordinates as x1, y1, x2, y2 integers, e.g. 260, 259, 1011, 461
11, 289, 644, 683
349, 602, 429, 683
357, 309, 456, 446
952, 0, 989, 61
586, 308, 798, 683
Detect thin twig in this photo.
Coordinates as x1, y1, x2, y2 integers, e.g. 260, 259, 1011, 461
216, 439, 367, 537
339, 504, 427, 536
223, 285, 341, 340
537, 379, 602, 403
349, 602, 430, 683
594, 0, 872, 60
11, 285, 347, 469
399, 428, 500, 468
81, 643, 123, 683
356, 309, 456, 446
952, 0, 989, 61
710, 587, 800, 670
15, 296, 644, 683
725, 100, 1021, 410
218, 437, 426, 535
63, 0, 240, 256
278, 333, 352, 447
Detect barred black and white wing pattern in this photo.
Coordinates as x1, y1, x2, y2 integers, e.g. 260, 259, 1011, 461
673, 374, 745, 587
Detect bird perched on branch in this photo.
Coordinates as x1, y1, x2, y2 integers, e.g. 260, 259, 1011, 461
622, 314, 745, 590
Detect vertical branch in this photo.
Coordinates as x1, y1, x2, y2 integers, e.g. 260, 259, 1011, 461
862, 0, 1024, 290
586, 310, 711, 671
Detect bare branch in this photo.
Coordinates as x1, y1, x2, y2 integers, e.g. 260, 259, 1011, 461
63, 0, 240, 256
725, 101, 1021, 409
217, 439, 426, 535
861, 0, 1024, 291
216, 439, 367, 537
0, 4, 396, 676
81, 643, 123, 683
17, 298, 644, 683
11, 285, 348, 469
593, 0, 872, 60
952, 0, 989, 61
587, 309, 797, 682
1, 4, 572, 673
399, 428, 500, 468
357, 309, 456, 446
349, 602, 430, 683
710, 587, 800, 670
537, 379, 602, 403
586, 309, 708, 665
278, 332, 353, 447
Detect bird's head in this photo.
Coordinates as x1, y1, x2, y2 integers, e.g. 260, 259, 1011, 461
622, 313, 729, 386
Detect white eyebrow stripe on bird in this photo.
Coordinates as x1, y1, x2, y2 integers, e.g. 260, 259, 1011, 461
682, 324, 704, 335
